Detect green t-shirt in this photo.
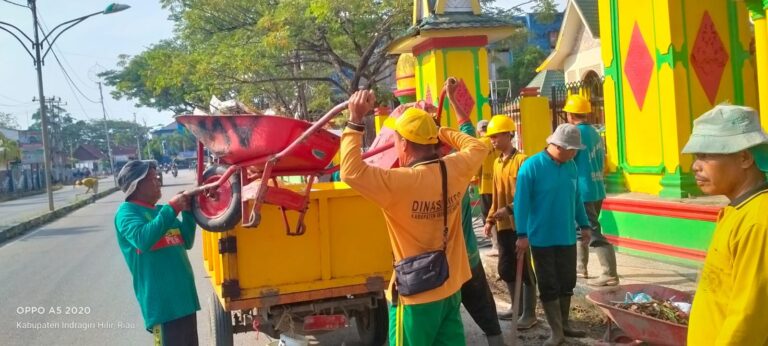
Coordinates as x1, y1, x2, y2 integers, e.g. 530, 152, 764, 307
114, 202, 200, 330
458, 122, 481, 268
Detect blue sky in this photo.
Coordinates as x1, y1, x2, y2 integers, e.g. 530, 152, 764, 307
0, 0, 565, 130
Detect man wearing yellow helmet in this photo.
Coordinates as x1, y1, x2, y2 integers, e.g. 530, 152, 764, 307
564, 94, 619, 287
482, 115, 538, 330
476, 120, 500, 253
341, 89, 487, 346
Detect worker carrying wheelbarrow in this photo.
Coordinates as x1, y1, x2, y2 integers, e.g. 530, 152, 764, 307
340, 89, 487, 345
114, 160, 200, 345
682, 104, 768, 345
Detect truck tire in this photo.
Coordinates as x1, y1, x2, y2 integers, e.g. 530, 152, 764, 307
192, 164, 241, 232
209, 292, 234, 346
356, 297, 388, 346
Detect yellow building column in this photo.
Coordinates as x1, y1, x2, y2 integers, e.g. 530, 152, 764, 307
413, 37, 492, 128
746, 0, 768, 124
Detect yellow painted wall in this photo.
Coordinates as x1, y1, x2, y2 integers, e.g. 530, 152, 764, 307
416, 45, 492, 129
599, 0, 759, 196
518, 97, 552, 155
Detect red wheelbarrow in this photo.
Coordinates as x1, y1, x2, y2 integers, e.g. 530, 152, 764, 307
177, 102, 351, 233
177, 80, 458, 233
586, 284, 692, 346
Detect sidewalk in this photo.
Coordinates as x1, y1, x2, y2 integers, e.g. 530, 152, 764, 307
479, 246, 700, 297
473, 220, 700, 345
0, 177, 118, 243
0, 177, 116, 230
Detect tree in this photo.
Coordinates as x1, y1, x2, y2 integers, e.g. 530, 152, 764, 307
0, 131, 21, 168
0, 113, 19, 130
102, 0, 411, 120
496, 46, 548, 97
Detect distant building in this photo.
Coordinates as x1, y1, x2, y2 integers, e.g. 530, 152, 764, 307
150, 122, 179, 138
489, 11, 564, 81
536, 0, 602, 83
73, 144, 106, 171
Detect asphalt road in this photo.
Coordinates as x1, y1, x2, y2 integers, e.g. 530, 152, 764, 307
0, 177, 116, 229
0, 169, 519, 346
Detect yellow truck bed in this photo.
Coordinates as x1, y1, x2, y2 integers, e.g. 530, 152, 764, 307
202, 181, 393, 311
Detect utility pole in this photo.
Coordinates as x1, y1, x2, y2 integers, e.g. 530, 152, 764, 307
1, 1, 130, 211
30, 0, 55, 211
134, 112, 142, 160
33, 96, 66, 183
98, 82, 116, 185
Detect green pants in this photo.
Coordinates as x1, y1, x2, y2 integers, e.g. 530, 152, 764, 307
388, 291, 465, 346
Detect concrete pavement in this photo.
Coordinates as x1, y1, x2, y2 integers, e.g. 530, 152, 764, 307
0, 177, 116, 230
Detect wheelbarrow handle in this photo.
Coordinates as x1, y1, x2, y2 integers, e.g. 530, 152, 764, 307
274, 101, 349, 162
434, 77, 456, 125
321, 142, 395, 175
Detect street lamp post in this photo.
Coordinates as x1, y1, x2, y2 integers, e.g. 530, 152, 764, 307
0, 1, 130, 211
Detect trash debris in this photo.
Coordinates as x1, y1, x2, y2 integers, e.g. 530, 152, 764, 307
624, 292, 653, 303
613, 298, 690, 325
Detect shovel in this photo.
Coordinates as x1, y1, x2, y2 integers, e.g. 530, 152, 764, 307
511, 251, 525, 343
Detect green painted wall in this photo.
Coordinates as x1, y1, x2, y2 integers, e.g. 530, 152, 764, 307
600, 210, 715, 251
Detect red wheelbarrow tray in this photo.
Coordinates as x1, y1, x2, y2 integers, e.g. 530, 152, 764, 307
176, 114, 340, 174
586, 284, 692, 346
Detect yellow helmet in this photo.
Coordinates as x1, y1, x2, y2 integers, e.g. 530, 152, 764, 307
563, 94, 592, 114
387, 108, 439, 145
485, 115, 515, 137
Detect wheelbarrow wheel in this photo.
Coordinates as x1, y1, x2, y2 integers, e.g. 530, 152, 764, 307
192, 164, 241, 232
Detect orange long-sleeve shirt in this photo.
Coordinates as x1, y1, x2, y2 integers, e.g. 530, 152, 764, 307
340, 126, 487, 305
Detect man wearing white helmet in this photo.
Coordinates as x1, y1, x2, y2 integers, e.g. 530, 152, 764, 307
683, 104, 768, 345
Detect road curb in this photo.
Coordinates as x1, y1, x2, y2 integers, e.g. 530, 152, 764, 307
0, 187, 119, 244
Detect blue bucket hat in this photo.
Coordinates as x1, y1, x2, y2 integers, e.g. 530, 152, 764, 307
117, 160, 157, 199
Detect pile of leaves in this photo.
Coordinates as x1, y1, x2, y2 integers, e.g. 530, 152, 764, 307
613, 300, 689, 325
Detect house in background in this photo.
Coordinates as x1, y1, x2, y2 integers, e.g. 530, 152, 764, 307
536, 0, 602, 83
73, 144, 106, 171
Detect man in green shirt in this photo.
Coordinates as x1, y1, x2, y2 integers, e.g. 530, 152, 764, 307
115, 160, 200, 345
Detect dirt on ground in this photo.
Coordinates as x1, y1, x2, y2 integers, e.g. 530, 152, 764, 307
482, 248, 609, 345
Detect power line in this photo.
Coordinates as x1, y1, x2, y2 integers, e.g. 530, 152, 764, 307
1, 0, 28, 8
35, 16, 100, 104
33, 12, 98, 122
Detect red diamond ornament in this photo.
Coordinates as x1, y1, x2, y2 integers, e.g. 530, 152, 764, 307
623, 23, 654, 110
690, 11, 729, 105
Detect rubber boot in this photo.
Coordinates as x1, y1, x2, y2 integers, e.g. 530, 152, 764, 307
542, 299, 565, 346
576, 240, 588, 278
486, 334, 506, 346
588, 245, 620, 287
560, 296, 586, 338
497, 281, 517, 320
517, 283, 538, 329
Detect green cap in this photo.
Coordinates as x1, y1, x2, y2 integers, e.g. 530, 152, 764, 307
682, 104, 768, 154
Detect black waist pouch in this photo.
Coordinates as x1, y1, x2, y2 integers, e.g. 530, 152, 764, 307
394, 249, 449, 296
